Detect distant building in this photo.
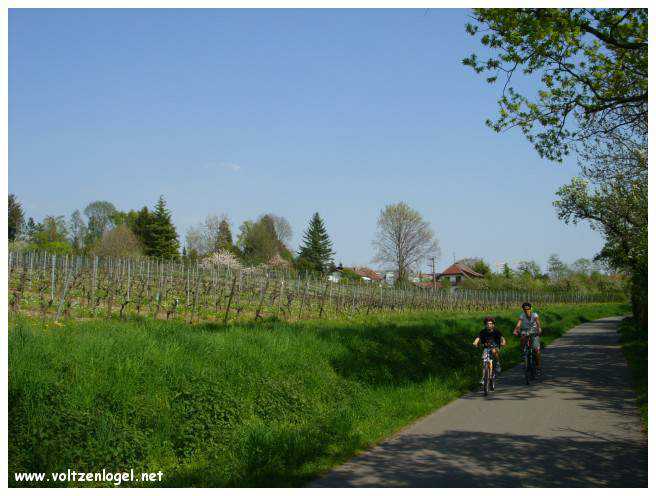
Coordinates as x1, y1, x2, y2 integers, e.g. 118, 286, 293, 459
438, 263, 484, 287
351, 266, 384, 283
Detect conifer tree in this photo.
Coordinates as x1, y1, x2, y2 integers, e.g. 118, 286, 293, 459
8, 194, 24, 242
215, 217, 234, 252
148, 196, 180, 259
297, 212, 335, 274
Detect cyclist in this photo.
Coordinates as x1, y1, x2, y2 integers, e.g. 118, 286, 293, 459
473, 316, 505, 384
513, 302, 543, 376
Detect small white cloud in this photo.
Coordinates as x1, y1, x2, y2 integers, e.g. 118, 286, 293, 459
203, 162, 242, 172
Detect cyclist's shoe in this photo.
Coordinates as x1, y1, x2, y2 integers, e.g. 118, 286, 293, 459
479, 378, 484, 388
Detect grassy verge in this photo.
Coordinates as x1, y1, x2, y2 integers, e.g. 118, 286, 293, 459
9, 302, 629, 487
617, 316, 647, 430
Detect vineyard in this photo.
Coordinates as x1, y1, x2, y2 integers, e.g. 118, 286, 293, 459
8, 250, 625, 324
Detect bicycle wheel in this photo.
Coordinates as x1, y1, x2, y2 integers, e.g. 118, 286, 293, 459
483, 366, 489, 396
524, 350, 531, 385
529, 351, 536, 380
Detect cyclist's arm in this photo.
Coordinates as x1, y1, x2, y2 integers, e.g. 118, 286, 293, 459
513, 319, 522, 335
473, 337, 480, 347
536, 315, 543, 335
500, 335, 507, 347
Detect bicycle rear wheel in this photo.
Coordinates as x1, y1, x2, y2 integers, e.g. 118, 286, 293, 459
524, 351, 531, 385
483, 366, 489, 396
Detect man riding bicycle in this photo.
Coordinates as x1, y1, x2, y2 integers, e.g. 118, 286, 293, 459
473, 316, 505, 383
513, 302, 543, 376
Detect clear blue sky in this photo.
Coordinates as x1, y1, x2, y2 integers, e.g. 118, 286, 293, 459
9, 8, 604, 272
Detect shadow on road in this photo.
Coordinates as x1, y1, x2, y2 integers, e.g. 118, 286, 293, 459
314, 428, 647, 487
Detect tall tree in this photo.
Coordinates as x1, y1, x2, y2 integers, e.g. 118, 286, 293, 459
22, 217, 41, 242
147, 196, 180, 259
8, 194, 24, 242
68, 209, 87, 252
517, 260, 542, 279
372, 202, 440, 282
83, 201, 118, 247
236, 214, 290, 265
216, 217, 234, 252
547, 254, 569, 281
297, 212, 335, 274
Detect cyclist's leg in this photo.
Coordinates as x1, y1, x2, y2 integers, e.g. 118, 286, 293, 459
533, 335, 542, 371
492, 347, 501, 372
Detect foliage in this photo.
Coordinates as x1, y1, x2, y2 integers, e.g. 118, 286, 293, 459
237, 215, 291, 266
68, 210, 86, 253
146, 196, 180, 260
9, 303, 628, 487
554, 148, 647, 326
547, 253, 569, 281
83, 201, 118, 247
297, 212, 335, 275
8, 194, 24, 241
464, 8, 647, 161
92, 224, 144, 258
372, 202, 440, 282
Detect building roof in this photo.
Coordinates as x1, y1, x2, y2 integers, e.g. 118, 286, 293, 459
413, 280, 443, 289
439, 262, 484, 278
351, 266, 383, 281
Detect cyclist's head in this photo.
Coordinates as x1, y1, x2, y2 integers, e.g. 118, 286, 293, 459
483, 316, 495, 328
522, 302, 532, 312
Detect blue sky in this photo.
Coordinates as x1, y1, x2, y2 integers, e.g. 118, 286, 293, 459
9, 8, 604, 272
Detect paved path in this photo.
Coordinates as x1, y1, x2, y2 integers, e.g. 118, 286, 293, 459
312, 316, 647, 487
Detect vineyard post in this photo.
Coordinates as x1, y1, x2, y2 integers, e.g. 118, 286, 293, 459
50, 254, 56, 303
318, 281, 330, 318
223, 272, 238, 326
255, 276, 270, 320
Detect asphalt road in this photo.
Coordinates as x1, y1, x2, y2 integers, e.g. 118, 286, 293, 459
311, 316, 647, 487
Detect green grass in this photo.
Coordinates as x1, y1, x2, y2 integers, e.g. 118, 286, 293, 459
9, 302, 629, 487
618, 316, 648, 430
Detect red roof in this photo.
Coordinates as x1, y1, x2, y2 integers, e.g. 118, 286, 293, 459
413, 281, 443, 289
351, 267, 383, 281
439, 263, 484, 278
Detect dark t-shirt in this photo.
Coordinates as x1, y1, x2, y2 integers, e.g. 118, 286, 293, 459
478, 328, 503, 347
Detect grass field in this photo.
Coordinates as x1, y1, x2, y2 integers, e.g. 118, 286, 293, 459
618, 316, 648, 431
9, 302, 629, 487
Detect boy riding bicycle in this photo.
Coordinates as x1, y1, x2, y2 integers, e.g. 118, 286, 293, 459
473, 316, 506, 384
513, 302, 543, 376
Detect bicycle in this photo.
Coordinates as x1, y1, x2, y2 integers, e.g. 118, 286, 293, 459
481, 344, 497, 396
522, 333, 537, 385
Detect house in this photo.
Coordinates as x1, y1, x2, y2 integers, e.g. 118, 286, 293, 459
351, 266, 384, 283
438, 263, 484, 287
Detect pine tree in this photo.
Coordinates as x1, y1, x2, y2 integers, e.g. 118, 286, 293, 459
297, 212, 335, 274
215, 218, 234, 252
8, 194, 24, 241
148, 196, 180, 259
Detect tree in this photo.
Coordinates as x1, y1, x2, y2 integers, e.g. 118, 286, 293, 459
457, 257, 491, 276
8, 194, 24, 241
297, 212, 335, 274
83, 201, 118, 247
216, 217, 235, 252
93, 224, 143, 258
502, 263, 513, 278
571, 257, 592, 275
68, 209, 87, 252
22, 217, 41, 242
236, 214, 291, 266
372, 202, 440, 282
464, 8, 647, 161
267, 214, 293, 246
547, 254, 569, 281
517, 260, 542, 279
147, 196, 180, 259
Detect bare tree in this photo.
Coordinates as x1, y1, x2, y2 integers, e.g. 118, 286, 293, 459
266, 213, 293, 246
93, 224, 143, 258
372, 202, 440, 282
